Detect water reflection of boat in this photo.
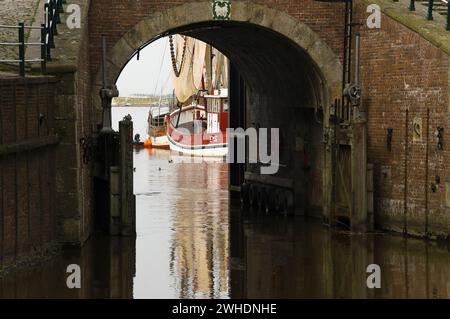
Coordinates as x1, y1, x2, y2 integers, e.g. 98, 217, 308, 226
168, 160, 229, 298
167, 35, 229, 157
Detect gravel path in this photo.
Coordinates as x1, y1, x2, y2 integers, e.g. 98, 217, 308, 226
0, 0, 42, 67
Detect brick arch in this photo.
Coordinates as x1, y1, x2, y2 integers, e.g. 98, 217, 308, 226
93, 1, 342, 106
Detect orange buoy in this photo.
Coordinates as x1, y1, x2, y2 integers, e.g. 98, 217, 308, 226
144, 138, 152, 148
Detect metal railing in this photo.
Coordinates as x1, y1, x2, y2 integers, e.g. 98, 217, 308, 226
0, 0, 65, 76
441, 0, 449, 30
0, 23, 47, 76
407, 0, 450, 30
44, 0, 66, 60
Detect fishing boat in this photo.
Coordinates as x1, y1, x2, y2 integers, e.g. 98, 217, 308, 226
166, 35, 229, 157
145, 105, 170, 149
167, 89, 228, 157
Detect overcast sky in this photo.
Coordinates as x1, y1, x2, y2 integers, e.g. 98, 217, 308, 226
116, 37, 174, 97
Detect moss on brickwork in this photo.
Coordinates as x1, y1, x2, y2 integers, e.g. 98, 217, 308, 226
448, 63, 450, 113
26, 0, 41, 40
0, 243, 61, 276
361, 0, 450, 56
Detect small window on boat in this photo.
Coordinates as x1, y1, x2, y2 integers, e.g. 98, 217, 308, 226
207, 98, 221, 113
223, 100, 229, 112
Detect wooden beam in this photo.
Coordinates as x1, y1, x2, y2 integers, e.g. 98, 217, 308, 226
244, 171, 293, 189
0, 135, 59, 156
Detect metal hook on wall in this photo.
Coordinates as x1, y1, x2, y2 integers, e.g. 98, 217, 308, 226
387, 128, 393, 151
437, 126, 444, 150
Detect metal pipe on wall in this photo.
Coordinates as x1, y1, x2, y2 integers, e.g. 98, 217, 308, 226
403, 109, 409, 234
425, 108, 430, 236
354, 33, 360, 87
102, 34, 107, 89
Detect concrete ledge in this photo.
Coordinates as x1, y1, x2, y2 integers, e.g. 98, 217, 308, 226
0, 74, 57, 84
46, 64, 78, 74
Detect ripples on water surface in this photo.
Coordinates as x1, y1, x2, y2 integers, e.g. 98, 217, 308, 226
134, 149, 229, 299
1, 107, 450, 298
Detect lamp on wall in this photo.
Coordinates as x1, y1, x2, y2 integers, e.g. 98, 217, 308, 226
313, 0, 358, 109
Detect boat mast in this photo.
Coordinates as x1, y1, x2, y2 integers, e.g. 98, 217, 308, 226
158, 86, 162, 120
210, 44, 215, 92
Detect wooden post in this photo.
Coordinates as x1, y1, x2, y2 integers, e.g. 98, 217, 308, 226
228, 63, 246, 200
323, 100, 336, 225
352, 116, 368, 232
109, 166, 120, 235
119, 118, 136, 237
367, 163, 374, 231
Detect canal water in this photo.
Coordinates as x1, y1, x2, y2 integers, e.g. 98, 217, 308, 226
1, 106, 450, 298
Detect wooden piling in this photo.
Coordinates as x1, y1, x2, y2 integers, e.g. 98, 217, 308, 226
119, 118, 136, 237
109, 166, 120, 235
352, 116, 368, 232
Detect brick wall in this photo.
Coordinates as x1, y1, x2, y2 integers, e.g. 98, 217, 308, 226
76, 14, 95, 243
0, 0, 446, 261
87, 0, 346, 83
0, 76, 59, 272
51, 0, 96, 244
355, 2, 450, 237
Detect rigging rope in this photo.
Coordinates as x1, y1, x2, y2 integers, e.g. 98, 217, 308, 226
153, 37, 168, 96
161, 71, 172, 94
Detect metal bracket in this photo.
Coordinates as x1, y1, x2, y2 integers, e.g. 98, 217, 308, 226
437, 126, 444, 150
387, 128, 393, 151
80, 136, 95, 164
343, 83, 361, 105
